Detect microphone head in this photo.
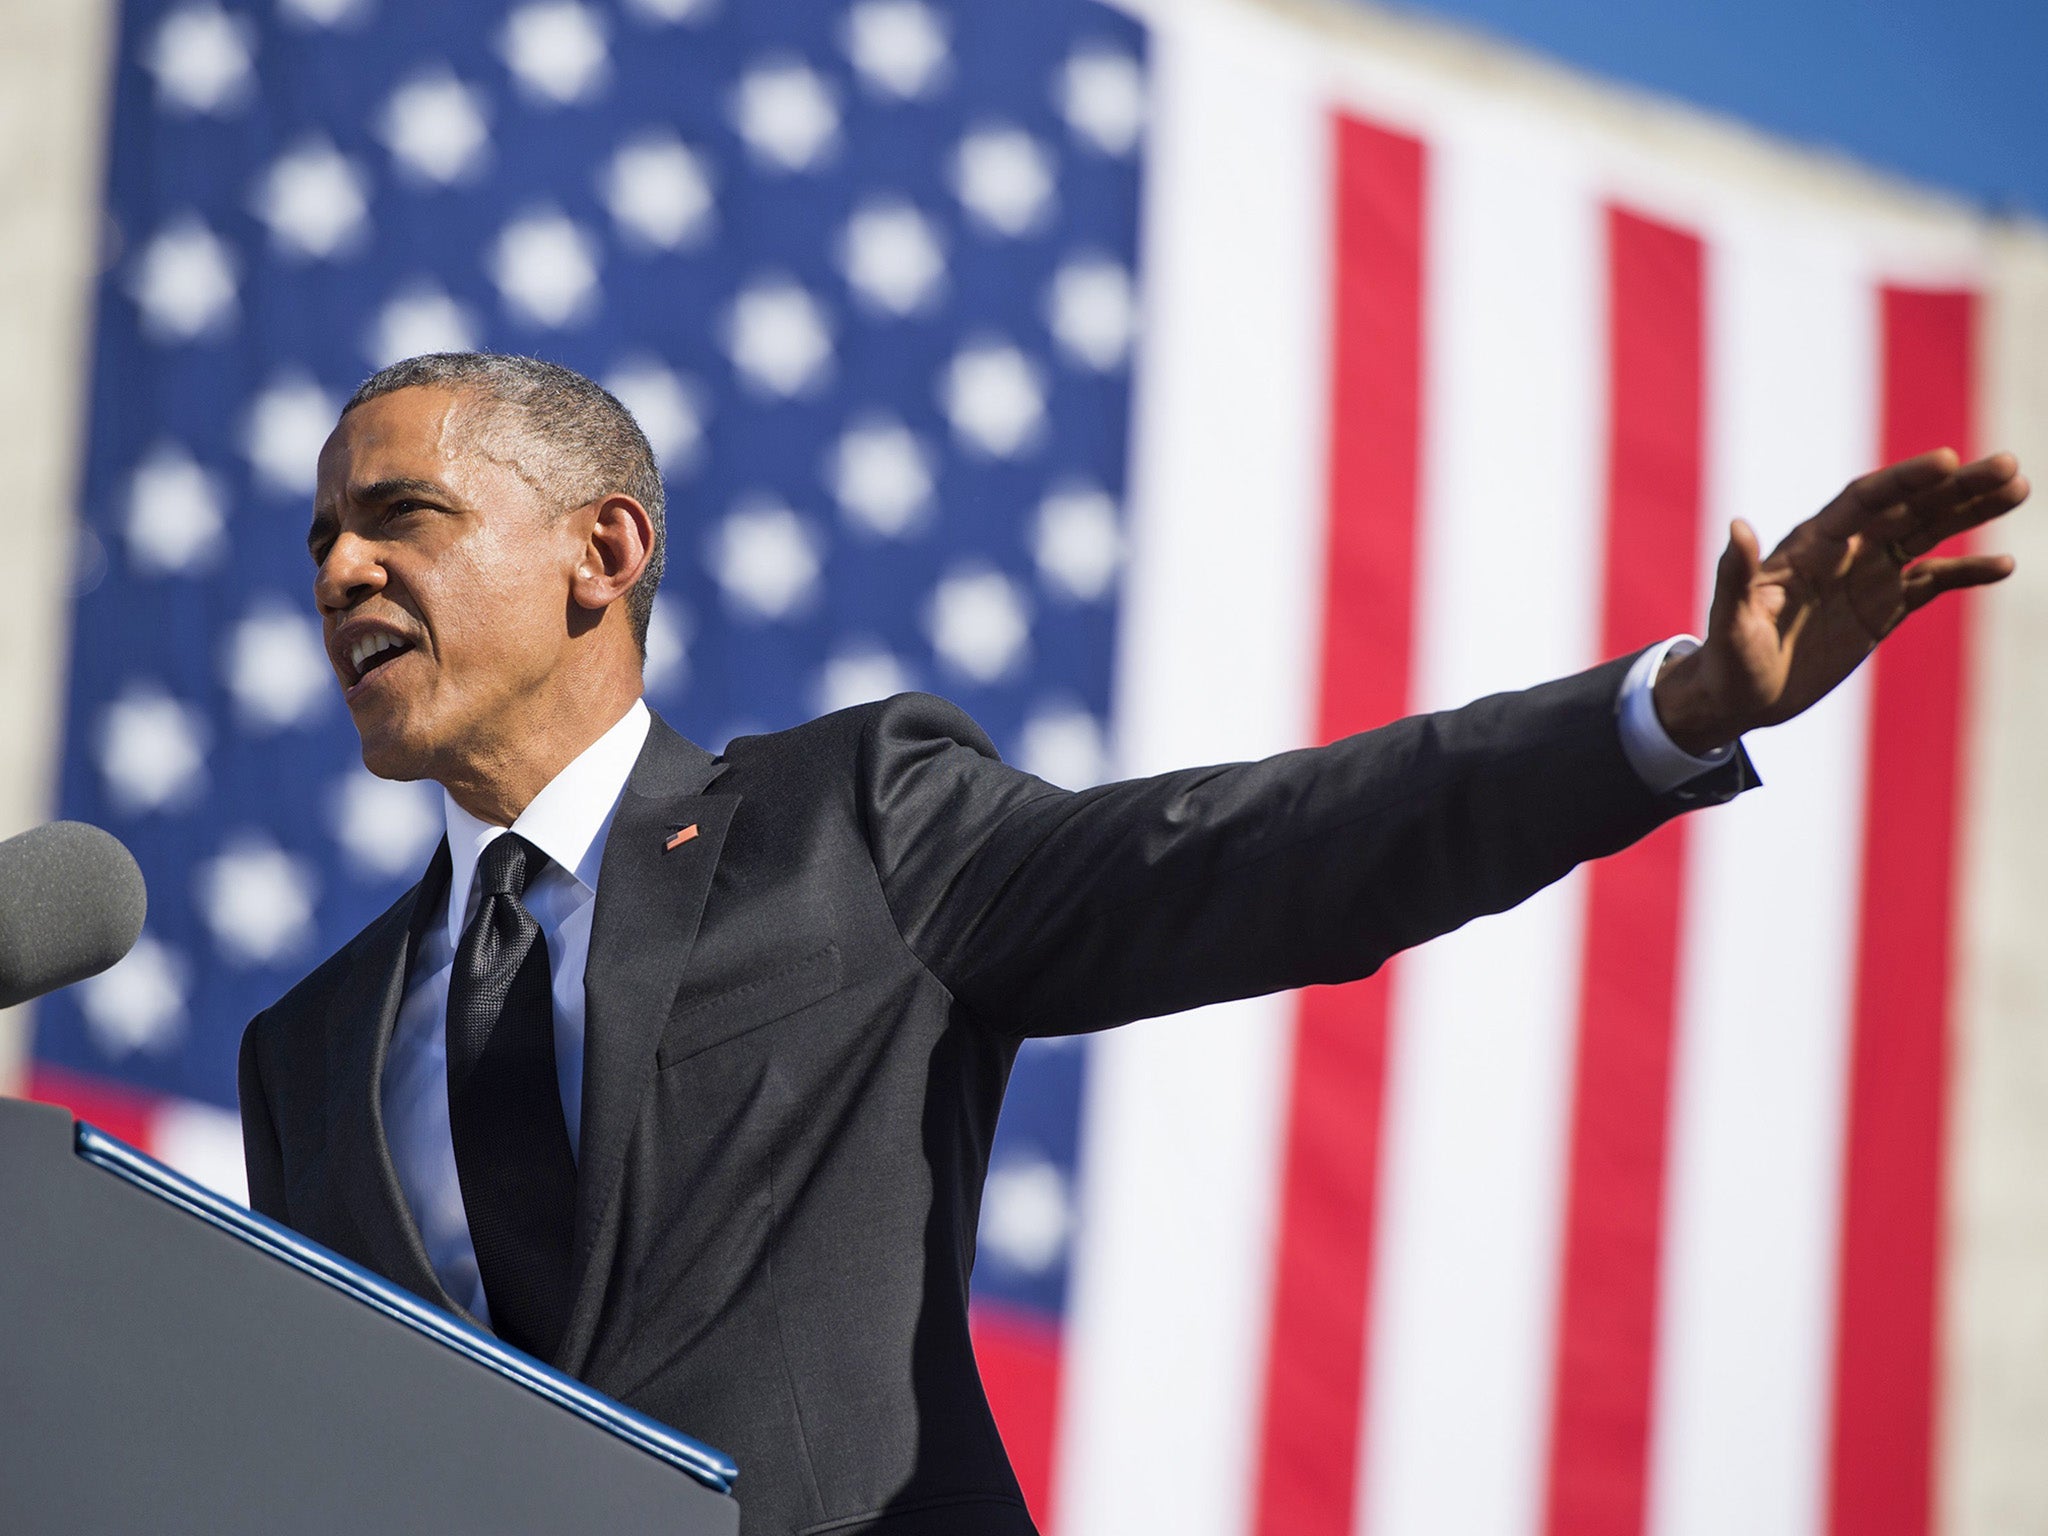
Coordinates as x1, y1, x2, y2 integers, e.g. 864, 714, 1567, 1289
0, 821, 148, 1010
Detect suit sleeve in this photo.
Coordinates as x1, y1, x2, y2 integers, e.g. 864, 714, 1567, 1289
856, 653, 1752, 1037
238, 1016, 288, 1220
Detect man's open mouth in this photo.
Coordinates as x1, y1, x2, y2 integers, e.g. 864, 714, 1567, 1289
344, 630, 417, 688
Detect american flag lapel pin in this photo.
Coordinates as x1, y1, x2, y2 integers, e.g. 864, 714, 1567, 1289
665, 823, 701, 851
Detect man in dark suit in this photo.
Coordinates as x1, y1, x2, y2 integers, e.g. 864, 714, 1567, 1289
238, 353, 2026, 1536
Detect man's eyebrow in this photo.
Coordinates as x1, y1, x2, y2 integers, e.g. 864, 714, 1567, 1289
349, 476, 450, 505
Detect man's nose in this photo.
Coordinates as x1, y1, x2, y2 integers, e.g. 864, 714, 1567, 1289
313, 531, 385, 613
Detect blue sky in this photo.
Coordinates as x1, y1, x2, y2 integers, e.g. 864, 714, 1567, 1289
1380, 0, 2047, 221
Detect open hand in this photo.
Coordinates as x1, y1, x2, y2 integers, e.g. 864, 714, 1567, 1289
1653, 448, 2028, 754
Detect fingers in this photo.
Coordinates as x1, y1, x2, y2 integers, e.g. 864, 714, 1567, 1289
1901, 553, 2017, 611
1944, 450, 2022, 496
1814, 447, 1963, 539
1877, 465, 2030, 559
1898, 451, 2022, 517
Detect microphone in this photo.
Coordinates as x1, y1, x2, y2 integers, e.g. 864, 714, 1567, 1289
0, 822, 148, 1009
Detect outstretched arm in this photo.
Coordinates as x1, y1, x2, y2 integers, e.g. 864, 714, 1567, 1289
1654, 449, 2028, 752
861, 660, 1739, 1038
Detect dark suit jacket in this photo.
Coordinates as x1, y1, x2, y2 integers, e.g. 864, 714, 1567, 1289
238, 654, 1749, 1536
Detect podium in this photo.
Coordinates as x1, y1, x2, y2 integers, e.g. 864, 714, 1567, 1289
0, 1097, 739, 1534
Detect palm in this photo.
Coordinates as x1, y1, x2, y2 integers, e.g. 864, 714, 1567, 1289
1679, 450, 2026, 742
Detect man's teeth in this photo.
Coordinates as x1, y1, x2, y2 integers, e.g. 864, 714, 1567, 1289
347, 632, 410, 676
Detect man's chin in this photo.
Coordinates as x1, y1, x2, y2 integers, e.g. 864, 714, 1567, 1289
353, 722, 436, 783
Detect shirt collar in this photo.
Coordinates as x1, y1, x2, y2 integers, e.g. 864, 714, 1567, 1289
440, 698, 653, 948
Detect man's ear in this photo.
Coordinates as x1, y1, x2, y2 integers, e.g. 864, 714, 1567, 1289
570, 494, 654, 615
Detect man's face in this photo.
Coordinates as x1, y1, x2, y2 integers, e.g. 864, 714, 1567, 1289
309, 386, 584, 781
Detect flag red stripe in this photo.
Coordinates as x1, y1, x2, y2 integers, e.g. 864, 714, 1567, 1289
1252, 111, 1426, 1536
22, 1061, 164, 1150
971, 1302, 1064, 1528
1825, 286, 1975, 1536
1543, 207, 1706, 1536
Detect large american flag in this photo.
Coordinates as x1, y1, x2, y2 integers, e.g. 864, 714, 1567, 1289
24, 0, 1999, 1534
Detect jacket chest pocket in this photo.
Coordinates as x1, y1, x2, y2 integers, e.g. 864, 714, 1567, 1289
655, 941, 845, 1068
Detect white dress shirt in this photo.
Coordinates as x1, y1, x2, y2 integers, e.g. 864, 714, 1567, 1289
378, 656, 1722, 1322
1614, 635, 1737, 792
381, 698, 651, 1325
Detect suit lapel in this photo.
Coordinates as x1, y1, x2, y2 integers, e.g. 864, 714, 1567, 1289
562, 717, 734, 1364
325, 840, 459, 1313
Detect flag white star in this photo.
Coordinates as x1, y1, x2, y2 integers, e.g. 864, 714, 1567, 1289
1033, 482, 1124, 601
941, 341, 1045, 458
980, 1155, 1072, 1274
127, 216, 239, 342
226, 603, 333, 729
252, 138, 371, 259
1057, 45, 1146, 156
125, 443, 226, 575
926, 566, 1030, 682
1048, 255, 1137, 370
814, 645, 914, 714
602, 132, 716, 250
366, 283, 479, 368
78, 933, 188, 1059
498, 0, 611, 106
98, 686, 209, 813
620, 0, 716, 21
198, 837, 319, 966
489, 209, 602, 327
828, 417, 934, 537
278, 0, 373, 26
1020, 702, 1111, 788
643, 593, 691, 695
243, 376, 339, 496
603, 359, 704, 473
708, 500, 822, 620
378, 70, 491, 186
838, 198, 946, 317
151, 1099, 250, 1204
723, 277, 833, 397
842, 0, 949, 99
330, 769, 443, 879
142, 3, 253, 116
951, 125, 1056, 237
730, 57, 839, 172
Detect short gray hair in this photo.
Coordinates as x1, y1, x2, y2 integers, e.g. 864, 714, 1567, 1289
342, 353, 666, 654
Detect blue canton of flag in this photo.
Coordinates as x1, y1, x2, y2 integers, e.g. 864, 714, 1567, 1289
37, 0, 1149, 1339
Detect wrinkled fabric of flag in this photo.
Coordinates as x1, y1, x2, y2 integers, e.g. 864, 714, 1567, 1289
38, 1, 2001, 1532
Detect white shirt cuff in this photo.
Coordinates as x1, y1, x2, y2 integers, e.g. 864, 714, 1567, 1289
1616, 636, 1738, 794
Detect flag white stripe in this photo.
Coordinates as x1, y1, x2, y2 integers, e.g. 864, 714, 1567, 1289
1057, 10, 1329, 1534
1645, 224, 1879, 1536
1356, 124, 1607, 1536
